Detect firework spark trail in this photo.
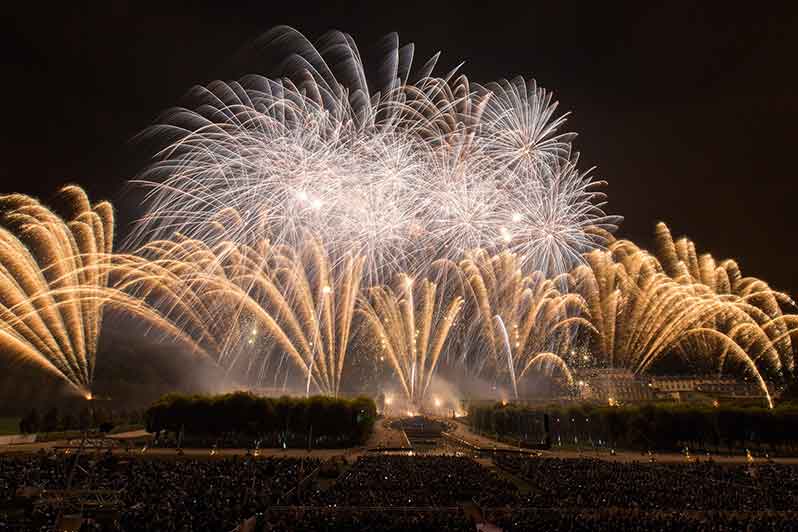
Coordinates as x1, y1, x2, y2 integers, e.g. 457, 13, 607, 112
113, 233, 364, 396
131, 26, 620, 282
357, 274, 462, 403
1, 189, 792, 406
653, 222, 795, 371
519, 352, 574, 386
112, 242, 321, 390
2, 285, 214, 370
566, 231, 798, 407
0, 187, 112, 395
493, 315, 518, 399
432, 250, 593, 392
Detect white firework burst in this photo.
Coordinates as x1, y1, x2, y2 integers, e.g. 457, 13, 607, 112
131, 26, 621, 282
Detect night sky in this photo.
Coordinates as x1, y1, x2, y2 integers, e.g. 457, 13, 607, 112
5, 3, 798, 293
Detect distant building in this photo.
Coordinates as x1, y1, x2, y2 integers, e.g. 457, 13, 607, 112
573, 369, 772, 403
647, 375, 772, 401
574, 369, 655, 403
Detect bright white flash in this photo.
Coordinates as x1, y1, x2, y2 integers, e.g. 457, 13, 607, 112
132, 26, 621, 280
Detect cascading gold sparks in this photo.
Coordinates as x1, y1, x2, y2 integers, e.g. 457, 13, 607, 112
107, 223, 798, 407
0, 182, 791, 409
566, 224, 798, 407
0, 189, 209, 397
0, 187, 112, 396
653, 222, 795, 372
113, 232, 364, 396
357, 274, 463, 403
431, 250, 593, 397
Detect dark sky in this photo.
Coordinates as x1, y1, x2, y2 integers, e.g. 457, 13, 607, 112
4, 2, 798, 293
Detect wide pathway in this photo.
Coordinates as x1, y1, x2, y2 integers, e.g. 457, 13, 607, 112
366, 417, 411, 450
444, 419, 522, 452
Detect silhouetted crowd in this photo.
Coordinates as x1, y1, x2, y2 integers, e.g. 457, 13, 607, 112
308, 454, 517, 508
255, 508, 473, 532
495, 454, 798, 510
247, 454, 507, 532
488, 508, 798, 532
491, 454, 798, 531
0, 453, 318, 531
3, 452, 798, 531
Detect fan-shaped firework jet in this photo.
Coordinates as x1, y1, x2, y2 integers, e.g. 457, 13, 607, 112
0, 187, 113, 396
433, 250, 593, 397
653, 222, 795, 372
566, 228, 798, 408
0, 189, 211, 397
0, 181, 790, 409
357, 274, 463, 403
113, 232, 363, 396
132, 26, 620, 282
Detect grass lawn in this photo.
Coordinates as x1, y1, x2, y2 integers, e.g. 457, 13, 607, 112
0, 420, 144, 440
0, 417, 21, 435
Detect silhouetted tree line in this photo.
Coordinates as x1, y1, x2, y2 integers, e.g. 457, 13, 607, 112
18, 406, 142, 434
144, 392, 376, 447
469, 401, 798, 452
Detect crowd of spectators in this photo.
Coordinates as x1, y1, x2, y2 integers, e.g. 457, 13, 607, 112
255, 507, 473, 532
149, 432, 346, 450
1, 453, 318, 531
491, 454, 798, 531
3, 451, 798, 531
495, 454, 798, 511
309, 454, 517, 508
488, 508, 798, 532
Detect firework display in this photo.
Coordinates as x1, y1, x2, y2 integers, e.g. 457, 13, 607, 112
130, 26, 620, 281
0, 28, 795, 409
357, 274, 463, 403
0, 187, 112, 396
431, 250, 590, 397
567, 226, 795, 408
0, 189, 222, 397
112, 234, 363, 397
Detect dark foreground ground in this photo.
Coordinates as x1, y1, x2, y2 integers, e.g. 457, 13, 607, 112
2, 439, 798, 531
3, 418, 798, 531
